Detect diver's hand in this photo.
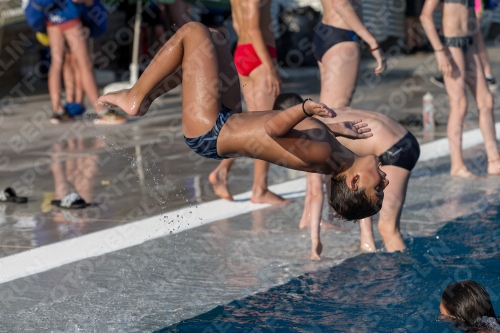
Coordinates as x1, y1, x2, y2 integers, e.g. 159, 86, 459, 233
306, 101, 336, 118
331, 119, 373, 140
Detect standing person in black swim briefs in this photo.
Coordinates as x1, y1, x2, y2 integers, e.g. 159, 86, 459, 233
275, 93, 419, 259
313, 0, 386, 109
421, 0, 500, 178
303, 0, 388, 252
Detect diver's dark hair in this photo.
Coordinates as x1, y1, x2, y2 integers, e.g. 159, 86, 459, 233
273, 93, 304, 110
329, 173, 382, 221
442, 281, 498, 329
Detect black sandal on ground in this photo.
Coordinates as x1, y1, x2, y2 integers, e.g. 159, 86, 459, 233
0, 187, 28, 203
51, 192, 89, 209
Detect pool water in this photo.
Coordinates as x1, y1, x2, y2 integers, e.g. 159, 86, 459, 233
159, 207, 500, 333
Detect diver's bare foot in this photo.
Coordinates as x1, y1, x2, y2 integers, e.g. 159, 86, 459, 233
311, 239, 323, 261
450, 167, 479, 179
208, 169, 233, 201
250, 190, 291, 205
487, 159, 500, 175
98, 89, 151, 117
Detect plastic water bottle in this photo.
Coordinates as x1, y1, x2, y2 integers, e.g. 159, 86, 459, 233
422, 92, 435, 129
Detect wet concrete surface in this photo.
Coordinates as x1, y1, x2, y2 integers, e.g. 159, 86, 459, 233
1, 146, 500, 332
0, 46, 500, 331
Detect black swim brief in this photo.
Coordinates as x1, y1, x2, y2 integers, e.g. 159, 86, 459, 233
379, 131, 420, 171
313, 22, 359, 62
439, 35, 473, 54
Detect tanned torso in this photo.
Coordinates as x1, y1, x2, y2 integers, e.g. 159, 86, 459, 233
230, 0, 275, 46
217, 111, 347, 174
320, 0, 363, 29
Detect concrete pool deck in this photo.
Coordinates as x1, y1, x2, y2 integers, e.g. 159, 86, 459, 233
1, 144, 500, 332
0, 46, 500, 331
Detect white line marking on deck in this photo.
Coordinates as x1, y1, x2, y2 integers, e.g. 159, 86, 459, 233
0, 179, 306, 284
419, 123, 500, 162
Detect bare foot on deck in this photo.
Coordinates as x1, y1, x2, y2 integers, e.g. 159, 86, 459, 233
360, 241, 376, 253
384, 234, 407, 253
311, 239, 323, 261
250, 189, 291, 205
98, 89, 151, 117
450, 167, 479, 179
208, 168, 233, 201
487, 159, 500, 175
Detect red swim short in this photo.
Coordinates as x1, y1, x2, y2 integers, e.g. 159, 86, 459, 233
46, 18, 81, 31
233, 44, 277, 77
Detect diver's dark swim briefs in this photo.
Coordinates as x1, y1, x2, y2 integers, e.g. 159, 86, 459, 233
379, 131, 420, 171
184, 105, 235, 160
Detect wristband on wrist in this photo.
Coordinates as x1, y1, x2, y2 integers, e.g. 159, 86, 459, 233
434, 47, 445, 52
369, 45, 381, 52
302, 98, 312, 117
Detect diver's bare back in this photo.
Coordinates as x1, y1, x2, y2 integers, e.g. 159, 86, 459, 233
217, 111, 342, 174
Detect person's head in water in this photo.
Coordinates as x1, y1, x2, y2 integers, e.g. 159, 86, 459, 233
441, 280, 499, 330
273, 93, 387, 221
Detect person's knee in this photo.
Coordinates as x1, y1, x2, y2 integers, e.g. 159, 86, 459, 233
179, 21, 208, 37
478, 92, 493, 112
449, 94, 467, 111
309, 187, 324, 199
71, 55, 79, 68
49, 60, 63, 72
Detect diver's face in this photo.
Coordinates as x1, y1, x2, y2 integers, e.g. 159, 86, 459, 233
357, 155, 389, 205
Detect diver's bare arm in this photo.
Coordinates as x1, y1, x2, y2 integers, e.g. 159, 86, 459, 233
264, 104, 307, 138
264, 100, 335, 138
